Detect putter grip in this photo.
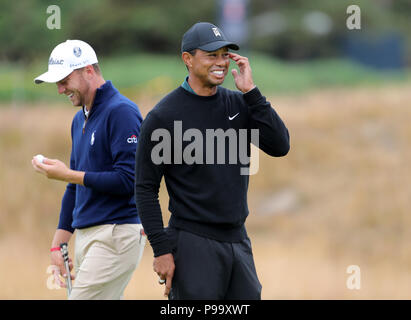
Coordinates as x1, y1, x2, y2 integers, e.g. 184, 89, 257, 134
59, 242, 72, 295
60, 243, 69, 261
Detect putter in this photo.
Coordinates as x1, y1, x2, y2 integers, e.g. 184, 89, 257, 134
60, 242, 72, 297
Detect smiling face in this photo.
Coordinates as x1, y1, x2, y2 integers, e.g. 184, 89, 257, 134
56, 68, 91, 107
183, 47, 230, 94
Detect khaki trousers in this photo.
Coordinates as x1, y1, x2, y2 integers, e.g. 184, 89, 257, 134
69, 224, 146, 300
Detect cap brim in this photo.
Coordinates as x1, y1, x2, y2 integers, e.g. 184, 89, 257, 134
34, 68, 73, 84
198, 41, 239, 52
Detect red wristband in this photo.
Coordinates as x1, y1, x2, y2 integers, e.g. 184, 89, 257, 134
50, 247, 60, 252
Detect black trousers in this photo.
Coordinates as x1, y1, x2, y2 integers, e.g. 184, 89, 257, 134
167, 227, 262, 300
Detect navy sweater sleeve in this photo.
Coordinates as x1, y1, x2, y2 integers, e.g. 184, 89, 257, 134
84, 104, 142, 195
135, 112, 171, 257
244, 87, 290, 157
57, 184, 76, 233
57, 125, 76, 233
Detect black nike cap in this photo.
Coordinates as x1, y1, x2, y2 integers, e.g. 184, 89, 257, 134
181, 22, 239, 53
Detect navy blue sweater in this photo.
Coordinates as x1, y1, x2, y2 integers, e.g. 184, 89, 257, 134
58, 81, 142, 233
135, 86, 289, 257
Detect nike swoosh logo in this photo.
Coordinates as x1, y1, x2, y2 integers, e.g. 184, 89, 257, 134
228, 113, 239, 120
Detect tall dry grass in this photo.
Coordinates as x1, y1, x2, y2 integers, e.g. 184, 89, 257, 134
1, 83, 410, 299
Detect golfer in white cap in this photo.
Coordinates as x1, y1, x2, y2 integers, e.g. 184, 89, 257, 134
32, 40, 146, 299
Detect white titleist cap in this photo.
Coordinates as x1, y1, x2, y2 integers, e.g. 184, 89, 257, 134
34, 40, 98, 84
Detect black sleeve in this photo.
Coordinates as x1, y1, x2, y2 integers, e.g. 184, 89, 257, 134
134, 112, 172, 257
244, 86, 290, 157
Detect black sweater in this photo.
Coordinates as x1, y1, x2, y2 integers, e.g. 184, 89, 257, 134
135, 86, 289, 257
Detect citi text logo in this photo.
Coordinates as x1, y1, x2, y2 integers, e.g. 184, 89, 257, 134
127, 135, 138, 143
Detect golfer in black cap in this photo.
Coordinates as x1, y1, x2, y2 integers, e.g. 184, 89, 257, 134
135, 22, 290, 299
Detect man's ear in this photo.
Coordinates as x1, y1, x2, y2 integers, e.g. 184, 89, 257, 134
83, 65, 95, 79
182, 52, 193, 69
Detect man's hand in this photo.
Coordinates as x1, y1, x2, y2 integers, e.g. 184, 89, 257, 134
32, 157, 70, 181
50, 229, 74, 288
228, 52, 256, 94
153, 253, 175, 298
50, 250, 75, 288
32, 156, 84, 185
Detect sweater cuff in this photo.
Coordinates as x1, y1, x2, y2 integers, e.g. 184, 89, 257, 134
57, 225, 75, 234
152, 239, 173, 257
83, 172, 94, 188
148, 229, 173, 257
243, 86, 264, 106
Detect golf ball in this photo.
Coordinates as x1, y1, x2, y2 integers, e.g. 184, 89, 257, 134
35, 154, 45, 164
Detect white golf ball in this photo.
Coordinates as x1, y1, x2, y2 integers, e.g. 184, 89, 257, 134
35, 154, 45, 164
